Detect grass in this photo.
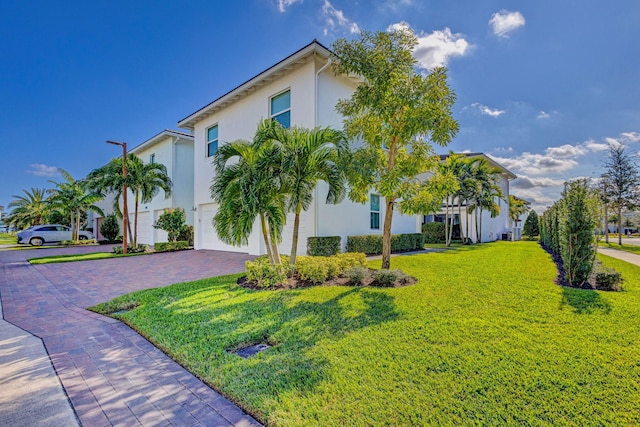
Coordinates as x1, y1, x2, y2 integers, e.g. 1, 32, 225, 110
599, 241, 640, 255
0, 232, 16, 245
29, 251, 149, 264
91, 242, 640, 426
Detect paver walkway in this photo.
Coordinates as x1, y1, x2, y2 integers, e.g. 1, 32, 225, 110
0, 245, 261, 426
598, 247, 640, 267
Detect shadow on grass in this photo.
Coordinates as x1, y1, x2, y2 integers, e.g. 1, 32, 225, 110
560, 287, 611, 314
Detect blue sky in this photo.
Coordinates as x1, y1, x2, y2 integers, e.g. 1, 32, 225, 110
1, 0, 639, 213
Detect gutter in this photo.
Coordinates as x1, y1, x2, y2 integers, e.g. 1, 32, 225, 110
313, 55, 332, 237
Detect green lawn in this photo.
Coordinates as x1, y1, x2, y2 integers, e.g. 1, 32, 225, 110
0, 232, 16, 245
91, 242, 640, 426
29, 251, 148, 264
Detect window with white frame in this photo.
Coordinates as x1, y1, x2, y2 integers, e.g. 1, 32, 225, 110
270, 90, 290, 128
207, 124, 218, 157
370, 194, 380, 230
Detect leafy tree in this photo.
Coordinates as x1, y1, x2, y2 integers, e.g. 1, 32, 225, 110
5, 187, 51, 230
603, 146, 640, 245
153, 208, 188, 242
100, 214, 120, 241
523, 210, 539, 238
262, 124, 347, 265
211, 119, 286, 265
432, 153, 463, 246
48, 169, 104, 241
467, 158, 504, 243
332, 28, 459, 268
509, 195, 530, 239
87, 153, 172, 247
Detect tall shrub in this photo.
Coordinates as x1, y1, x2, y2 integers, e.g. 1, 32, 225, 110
153, 208, 187, 242
100, 214, 120, 241
523, 210, 539, 238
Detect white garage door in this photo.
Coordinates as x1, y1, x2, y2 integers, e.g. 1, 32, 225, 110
199, 203, 249, 252
131, 212, 152, 245
154, 210, 169, 243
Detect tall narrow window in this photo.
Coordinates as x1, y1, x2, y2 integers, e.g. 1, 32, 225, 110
149, 153, 155, 164
270, 90, 290, 128
370, 194, 380, 230
207, 125, 218, 157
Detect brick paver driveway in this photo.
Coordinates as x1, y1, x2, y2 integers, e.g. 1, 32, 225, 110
0, 245, 261, 426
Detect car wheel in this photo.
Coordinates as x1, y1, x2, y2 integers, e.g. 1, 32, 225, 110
79, 235, 87, 240
30, 237, 44, 246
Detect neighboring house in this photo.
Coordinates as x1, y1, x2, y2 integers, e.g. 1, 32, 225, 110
510, 195, 531, 241
178, 40, 419, 255
92, 129, 194, 245
423, 153, 517, 243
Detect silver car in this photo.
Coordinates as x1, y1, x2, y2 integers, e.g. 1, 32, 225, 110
17, 224, 93, 246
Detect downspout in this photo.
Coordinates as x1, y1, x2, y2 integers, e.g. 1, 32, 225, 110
314, 55, 332, 238
172, 136, 178, 209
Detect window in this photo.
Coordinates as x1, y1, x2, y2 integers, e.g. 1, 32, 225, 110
370, 194, 380, 230
207, 125, 218, 157
270, 90, 290, 128
150, 153, 155, 164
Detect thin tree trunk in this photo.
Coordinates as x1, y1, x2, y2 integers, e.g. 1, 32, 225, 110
270, 233, 281, 265
458, 199, 465, 243
618, 206, 623, 245
448, 198, 455, 246
604, 205, 609, 244
290, 205, 301, 266
260, 214, 275, 264
479, 208, 484, 244
465, 204, 470, 244
382, 197, 395, 269
444, 197, 449, 247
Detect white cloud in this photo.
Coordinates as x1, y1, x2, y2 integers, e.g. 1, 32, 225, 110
537, 111, 550, 119
381, 0, 412, 11
471, 102, 505, 117
495, 146, 513, 153
620, 132, 640, 143
389, 22, 471, 70
489, 10, 525, 38
604, 137, 624, 149
277, 0, 302, 13
584, 139, 611, 152
322, 0, 360, 35
490, 153, 577, 175
545, 144, 588, 159
27, 164, 59, 177
511, 175, 565, 190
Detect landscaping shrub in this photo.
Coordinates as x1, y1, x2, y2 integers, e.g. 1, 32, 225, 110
245, 258, 289, 288
296, 252, 367, 284
523, 210, 539, 238
371, 269, 402, 287
155, 241, 190, 253
100, 214, 120, 242
344, 266, 368, 286
61, 239, 97, 246
347, 233, 424, 255
113, 244, 148, 254
177, 225, 194, 246
422, 222, 446, 244
154, 208, 188, 242
307, 236, 341, 256
592, 261, 623, 291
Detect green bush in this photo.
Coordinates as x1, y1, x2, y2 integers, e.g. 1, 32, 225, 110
296, 252, 368, 284
154, 208, 188, 242
155, 241, 190, 253
100, 214, 120, 241
245, 258, 289, 288
371, 269, 402, 287
177, 225, 194, 246
523, 210, 539, 238
307, 236, 341, 256
592, 261, 623, 291
113, 244, 148, 254
422, 222, 446, 244
344, 266, 368, 286
346, 233, 424, 255
61, 239, 97, 246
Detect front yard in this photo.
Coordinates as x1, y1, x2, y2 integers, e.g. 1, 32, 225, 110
91, 242, 640, 426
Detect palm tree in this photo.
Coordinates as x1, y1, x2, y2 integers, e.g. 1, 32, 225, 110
5, 187, 51, 230
48, 169, 104, 241
211, 119, 286, 264
434, 153, 464, 247
261, 123, 347, 265
87, 153, 172, 247
508, 195, 529, 240
467, 158, 504, 243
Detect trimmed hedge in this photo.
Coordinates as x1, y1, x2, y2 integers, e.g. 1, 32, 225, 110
61, 239, 98, 246
422, 222, 446, 244
346, 233, 424, 255
113, 244, 148, 254
155, 241, 190, 253
307, 236, 341, 256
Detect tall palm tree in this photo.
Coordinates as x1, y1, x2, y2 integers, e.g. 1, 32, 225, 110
467, 158, 504, 243
87, 153, 172, 247
211, 120, 286, 264
434, 153, 464, 247
48, 169, 104, 240
261, 123, 347, 265
6, 187, 50, 230
508, 195, 529, 240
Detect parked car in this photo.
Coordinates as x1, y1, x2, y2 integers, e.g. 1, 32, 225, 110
17, 224, 93, 246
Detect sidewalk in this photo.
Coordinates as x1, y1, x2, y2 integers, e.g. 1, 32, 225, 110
598, 247, 640, 267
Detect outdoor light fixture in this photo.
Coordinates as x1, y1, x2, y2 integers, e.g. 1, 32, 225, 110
106, 140, 128, 254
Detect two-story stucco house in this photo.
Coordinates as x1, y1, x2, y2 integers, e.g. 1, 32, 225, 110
92, 129, 194, 245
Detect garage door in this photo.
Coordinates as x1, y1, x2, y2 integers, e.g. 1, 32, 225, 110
154, 210, 169, 243
131, 212, 152, 245
199, 203, 249, 252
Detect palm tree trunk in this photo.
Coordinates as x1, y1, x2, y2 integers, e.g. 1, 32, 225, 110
474, 205, 480, 243
290, 205, 302, 266
444, 198, 450, 247
448, 198, 455, 246
260, 214, 275, 264
382, 198, 395, 269
458, 199, 465, 243
479, 208, 484, 244
270, 233, 281, 265
134, 192, 140, 248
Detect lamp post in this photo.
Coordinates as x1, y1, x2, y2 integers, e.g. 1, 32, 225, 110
107, 140, 128, 254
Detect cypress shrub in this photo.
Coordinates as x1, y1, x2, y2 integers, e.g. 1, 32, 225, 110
307, 236, 341, 256
422, 222, 446, 244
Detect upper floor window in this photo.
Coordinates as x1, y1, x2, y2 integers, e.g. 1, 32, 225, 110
207, 124, 219, 157
270, 90, 290, 128
370, 194, 380, 230
149, 153, 155, 164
